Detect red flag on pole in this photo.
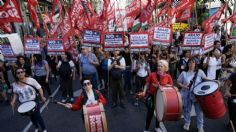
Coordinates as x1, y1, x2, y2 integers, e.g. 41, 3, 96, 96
125, 0, 141, 18
71, 0, 84, 28
138, 0, 157, 23
0, 0, 23, 24
27, 0, 40, 30
0, 23, 12, 33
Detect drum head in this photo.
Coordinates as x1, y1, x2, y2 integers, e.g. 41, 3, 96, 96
193, 81, 218, 96
156, 89, 164, 121
233, 99, 236, 104
18, 101, 36, 113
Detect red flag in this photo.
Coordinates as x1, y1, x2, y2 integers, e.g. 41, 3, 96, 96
202, 4, 226, 31
0, 0, 23, 24
49, 0, 63, 36
81, 0, 96, 25
176, 4, 193, 22
125, 16, 135, 29
107, 2, 115, 21
174, 0, 194, 13
62, 7, 72, 39
28, 0, 38, 6
125, 0, 141, 18
0, 23, 12, 33
27, 0, 40, 29
42, 13, 52, 24
139, 0, 157, 23
157, 4, 169, 17
71, 0, 84, 28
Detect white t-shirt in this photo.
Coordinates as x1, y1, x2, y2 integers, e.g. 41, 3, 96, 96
136, 61, 149, 77
57, 60, 75, 68
203, 57, 218, 80
108, 56, 126, 69
85, 90, 96, 105
13, 78, 41, 103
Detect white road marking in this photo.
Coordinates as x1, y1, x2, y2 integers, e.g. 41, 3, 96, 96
160, 122, 167, 132
22, 85, 60, 132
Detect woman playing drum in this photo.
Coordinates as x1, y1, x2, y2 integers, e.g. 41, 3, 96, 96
10, 67, 47, 132
142, 60, 173, 132
177, 59, 210, 132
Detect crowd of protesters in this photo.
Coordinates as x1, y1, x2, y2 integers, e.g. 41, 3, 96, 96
0, 27, 236, 132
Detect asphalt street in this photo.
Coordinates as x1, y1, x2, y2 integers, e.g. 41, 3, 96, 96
0, 78, 232, 132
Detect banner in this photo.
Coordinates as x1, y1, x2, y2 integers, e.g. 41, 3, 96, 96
230, 24, 236, 39
83, 29, 101, 47
0, 0, 23, 24
0, 33, 24, 57
0, 37, 15, 60
130, 33, 149, 51
24, 37, 40, 54
103, 32, 124, 50
183, 32, 204, 47
47, 38, 65, 55
204, 33, 215, 51
153, 26, 172, 45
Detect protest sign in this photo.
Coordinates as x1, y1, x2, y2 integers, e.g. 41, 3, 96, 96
230, 24, 236, 39
183, 32, 204, 47
103, 32, 124, 51
47, 38, 65, 55
24, 37, 40, 54
153, 26, 172, 45
83, 29, 101, 47
0, 37, 15, 60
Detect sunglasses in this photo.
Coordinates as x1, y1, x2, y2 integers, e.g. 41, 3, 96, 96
16, 71, 24, 75
83, 82, 91, 86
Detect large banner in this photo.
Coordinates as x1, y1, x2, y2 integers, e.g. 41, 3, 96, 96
83, 29, 101, 47
0, 33, 24, 60
47, 38, 65, 55
130, 33, 149, 52
0, 37, 15, 60
0, 0, 23, 24
230, 24, 236, 39
103, 32, 124, 50
203, 33, 215, 53
183, 32, 204, 47
153, 26, 172, 45
24, 37, 40, 54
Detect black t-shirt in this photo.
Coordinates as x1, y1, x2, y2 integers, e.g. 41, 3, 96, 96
229, 73, 236, 95
122, 52, 131, 66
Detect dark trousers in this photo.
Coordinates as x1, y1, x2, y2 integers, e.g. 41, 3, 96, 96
228, 98, 236, 125
34, 76, 51, 96
216, 69, 221, 80
110, 77, 123, 104
60, 78, 73, 98
145, 95, 160, 130
102, 70, 108, 89
123, 67, 132, 92
30, 102, 46, 130
135, 76, 146, 93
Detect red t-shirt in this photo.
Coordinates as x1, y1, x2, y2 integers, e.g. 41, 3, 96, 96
146, 72, 173, 95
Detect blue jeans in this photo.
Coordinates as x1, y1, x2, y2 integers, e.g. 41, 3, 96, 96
29, 102, 46, 130
82, 73, 98, 90
181, 89, 204, 129
123, 67, 131, 92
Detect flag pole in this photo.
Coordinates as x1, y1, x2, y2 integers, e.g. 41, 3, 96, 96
194, 0, 198, 26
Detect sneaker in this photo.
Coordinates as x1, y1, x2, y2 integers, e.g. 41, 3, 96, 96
198, 127, 204, 132
183, 123, 190, 130
155, 128, 162, 132
61, 99, 67, 103
34, 128, 39, 132
43, 130, 47, 132
144, 130, 149, 132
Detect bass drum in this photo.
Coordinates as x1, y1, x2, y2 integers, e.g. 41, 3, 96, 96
83, 103, 108, 132
193, 81, 226, 119
155, 85, 182, 121
17, 101, 36, 116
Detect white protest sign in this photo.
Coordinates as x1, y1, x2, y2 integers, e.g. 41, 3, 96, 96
153, 26, 172, 44
204, 33, 215, 50
24, 38, 40, 54
183, 32, 204, 47
83, 29, 101, 47
47, 39, 65, 55
130, 33, 149, 48
104, 32, 124, 49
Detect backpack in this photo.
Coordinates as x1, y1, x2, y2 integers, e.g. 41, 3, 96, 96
59, 61, 72, 79
110, 57, 123, 79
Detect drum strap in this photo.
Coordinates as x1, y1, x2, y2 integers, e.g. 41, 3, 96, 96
19, 81, 39, 94
189, 70, 199, 89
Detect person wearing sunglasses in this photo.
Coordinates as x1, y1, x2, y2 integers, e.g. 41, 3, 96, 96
10, 67, 47, 132
65, 78, 106, 111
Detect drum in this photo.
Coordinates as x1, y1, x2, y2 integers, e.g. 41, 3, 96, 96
155, 85, 182, 121
17, 101, 36, 116
193, 81, 226, 119
83, 103, 108, 132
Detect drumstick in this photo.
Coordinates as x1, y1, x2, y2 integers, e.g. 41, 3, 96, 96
55, 101, 67, 107
230, 120, 235, 132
